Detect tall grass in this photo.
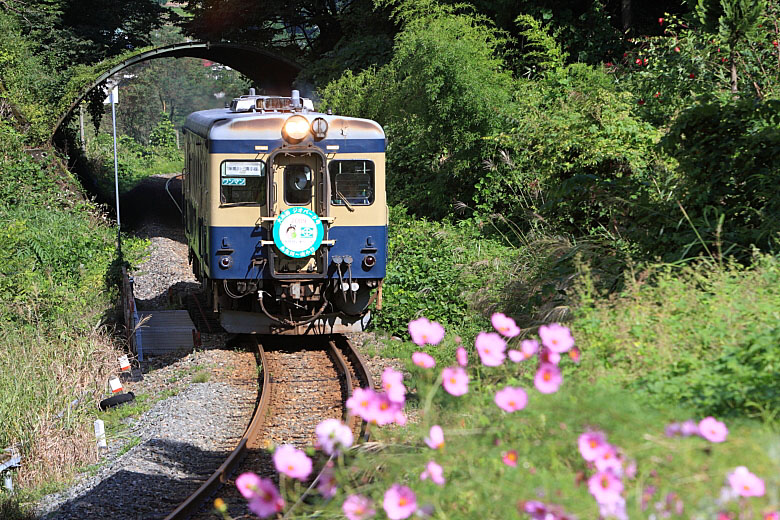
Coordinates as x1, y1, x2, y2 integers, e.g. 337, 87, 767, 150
574, 254, 780, 418
0, 122, 144, 510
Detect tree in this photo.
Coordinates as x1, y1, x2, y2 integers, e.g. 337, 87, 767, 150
321, 3, 514, 217
692, 0, 766, 93
182, 0, 362, 57
10, 0, 168, 67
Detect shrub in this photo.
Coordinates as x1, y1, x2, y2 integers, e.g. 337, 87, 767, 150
614, 4, 780, 126
661, 96, 780, 259
476, 63, 669, 245
148, 112, 177, 151
375, 206, 514, 344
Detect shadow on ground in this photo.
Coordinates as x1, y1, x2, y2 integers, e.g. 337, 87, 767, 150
38, 439, 274, 520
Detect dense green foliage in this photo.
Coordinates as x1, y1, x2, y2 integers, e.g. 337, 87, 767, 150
376, 206, 514, 341
18, 0, 167, 66
575, 255, 780, 418
662, 96, 780, 258
320, 0, 779, 270
83, 131, 183, 196
322, 5, 513, 217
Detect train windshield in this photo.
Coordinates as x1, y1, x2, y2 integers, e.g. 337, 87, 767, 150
329, 160, 374, 206
220, 161, 266, 205
284, 164, 313, 205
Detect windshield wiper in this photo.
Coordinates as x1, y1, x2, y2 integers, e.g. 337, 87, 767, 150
335, 189, 355, 212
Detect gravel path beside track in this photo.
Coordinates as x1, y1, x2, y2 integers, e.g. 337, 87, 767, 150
35, 349, 258, 520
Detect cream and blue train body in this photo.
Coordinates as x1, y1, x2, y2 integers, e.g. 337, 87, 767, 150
182, 91, 386, 334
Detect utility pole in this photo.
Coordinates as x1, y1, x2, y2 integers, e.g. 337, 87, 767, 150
79, 104, 85, 147
105, 85, 122, 255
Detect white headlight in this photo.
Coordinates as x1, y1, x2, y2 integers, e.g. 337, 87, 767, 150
283, 115, 309, 142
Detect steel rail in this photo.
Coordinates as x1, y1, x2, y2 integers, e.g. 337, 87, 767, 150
164, 337, 270, 520
164, 335, 374, 519
328, 340, 353, 421
165, 174, 183, 215
335, 335, 376, 391
332, 335, 376, 439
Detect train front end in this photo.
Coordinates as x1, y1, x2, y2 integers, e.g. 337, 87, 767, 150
183, 92, 387, 334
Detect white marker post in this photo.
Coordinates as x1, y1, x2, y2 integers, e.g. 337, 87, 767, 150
118, 355, 131, 372
109, 376, 123, 394
94, 419, 107, 449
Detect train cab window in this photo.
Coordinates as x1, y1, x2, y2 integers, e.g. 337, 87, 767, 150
284, 164, 313, 205
329, 160, 374, 206
220, 161, 266, 205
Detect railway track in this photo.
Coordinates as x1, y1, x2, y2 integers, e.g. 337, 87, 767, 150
166, 334, 374, 520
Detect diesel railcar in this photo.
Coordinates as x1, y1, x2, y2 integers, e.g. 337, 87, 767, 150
182, 90, 386, 334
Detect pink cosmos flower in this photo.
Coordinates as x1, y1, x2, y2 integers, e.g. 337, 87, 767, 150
317, 463, 338, 498
494, 387, 528, 412
343, 494, 375, 520
236, 472, 264, 499
491, 312, 520, 337
523, 501, 547, 517
235, 473, 284, 518
455, 346, 468, 367
441, 366, 468, 396
588, 470, 624, 504
366, 393, 402, 425
764, 513, 778, 520
383, 484, 417, 520
475, 332, 507, 366
382, 367, 407, 404
346, 387, 377, 421
540, 349, 561, 365
315, 418, 353, 455
681, 419, 700, 437
412, 352, 435, 368
273, 444, 313, 480
502, 449, 519, 467
508, 349, 524, 362
666, 419, 699, 437
408, 317, 445, 346
538, 323, 575, 353
534, 363, 562, 394
728, 466, 765, 497
699, 417, 728, 443
424, 425, 444, 450
599, 495, 628, 520
578, 431, 607, 462
520, 339, 540, 359
594, 444, 622, 474
420, 460, 445, 485
569, 346, 581, 363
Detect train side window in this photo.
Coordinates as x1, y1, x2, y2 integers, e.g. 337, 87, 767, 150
329, 160, 374, 206
220, 160, 266, 205
284, 164, 312, 205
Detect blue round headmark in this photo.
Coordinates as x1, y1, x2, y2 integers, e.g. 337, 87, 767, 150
272, 208, 324, 258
